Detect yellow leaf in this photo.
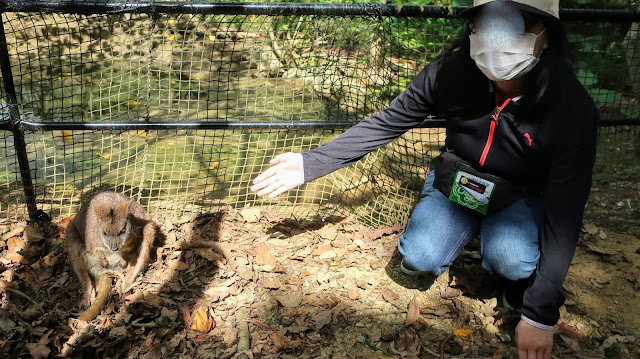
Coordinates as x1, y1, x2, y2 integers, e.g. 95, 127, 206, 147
209, 35, 215, 41
127, 100, 139, 106
190, 305, 214, 333
161, 146, 171, 150
62, 72, 72, 76
137, 130, 148, 136
171, 80, 177, 85
169, 35, 175, 41
61, 130, 73, 144
194, 76, 200, 81
212, 161, 219, 169
453, 328, 474, 339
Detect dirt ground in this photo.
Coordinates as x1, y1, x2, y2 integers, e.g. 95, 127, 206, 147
0, 190, 638, 359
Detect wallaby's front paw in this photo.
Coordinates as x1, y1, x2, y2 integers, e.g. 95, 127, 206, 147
80, 288, 95, 308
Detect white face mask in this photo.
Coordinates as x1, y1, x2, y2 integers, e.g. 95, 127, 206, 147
470, 30, 545, 81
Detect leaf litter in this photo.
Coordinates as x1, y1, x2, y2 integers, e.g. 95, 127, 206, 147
0, 208, 637, 358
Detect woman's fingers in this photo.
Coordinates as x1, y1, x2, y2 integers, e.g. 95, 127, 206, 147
269, 153, 290, 165
251, 152, 304, 198
256, 180, 286, 198
252, 166, 277, 186
267, 185, 291, 199
251, 174, 277, 193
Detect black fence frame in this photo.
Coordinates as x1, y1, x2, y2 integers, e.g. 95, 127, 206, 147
0, 1, 639, 222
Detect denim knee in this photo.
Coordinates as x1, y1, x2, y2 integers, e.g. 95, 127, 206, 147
482, 243, 538, 281
398, 234, 453, 276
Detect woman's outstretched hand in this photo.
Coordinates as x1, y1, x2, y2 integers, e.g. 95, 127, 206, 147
516, 319, 554, 359
251, 152, 304, 198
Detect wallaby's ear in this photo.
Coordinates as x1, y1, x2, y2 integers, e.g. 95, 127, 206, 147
114, 199, 134, 219
93, 202, 112, 221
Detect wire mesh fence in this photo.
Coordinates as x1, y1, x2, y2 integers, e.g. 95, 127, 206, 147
0, 1, 639, 226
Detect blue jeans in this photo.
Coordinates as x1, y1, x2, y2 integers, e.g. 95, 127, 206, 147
398, 171, 544, 281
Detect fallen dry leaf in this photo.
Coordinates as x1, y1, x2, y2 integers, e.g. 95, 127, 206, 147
6, 236, 25, 252
369, 323, 382, 343
4, 236, 27, 263
275, 286, 303, 308
1, 225, 25, 241
405, 296, 421, 327
440, 286, 463, 299
559, 333, 582, 353
381, 288, 399, 302
25, 330, 52, 359
190, 304, 214, 333
312, 244, 333, 256
310, 309, 332, 330
256, 243, 277, 267
161, 307, 178, 322
57, 215, 75, 230
25, 343, 50, 359
263, 278, 284, 289
239, 207, 262, 222
390, 332, 421, 359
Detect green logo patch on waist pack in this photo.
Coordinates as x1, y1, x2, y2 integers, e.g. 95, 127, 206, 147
448, 170, 496, 215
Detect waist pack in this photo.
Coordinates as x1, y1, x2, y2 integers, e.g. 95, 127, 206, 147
431, 151, 533, 215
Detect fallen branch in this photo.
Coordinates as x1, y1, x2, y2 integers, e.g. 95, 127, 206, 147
62, 320, 95, 357
0, 279, 42, 310
236, 310, 251, 359
437, 332, 454, 359
351, 305, 434, 318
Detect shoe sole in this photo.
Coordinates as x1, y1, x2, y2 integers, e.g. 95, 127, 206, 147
400, 259, 430, 277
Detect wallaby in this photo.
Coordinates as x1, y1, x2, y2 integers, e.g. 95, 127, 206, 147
65, 191, 157, 309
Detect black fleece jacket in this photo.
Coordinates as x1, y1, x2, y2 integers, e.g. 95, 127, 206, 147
301, 49, 598, 326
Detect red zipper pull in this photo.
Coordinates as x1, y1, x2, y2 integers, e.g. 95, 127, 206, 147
491, 107, 500, 123
479, 95, 512, 167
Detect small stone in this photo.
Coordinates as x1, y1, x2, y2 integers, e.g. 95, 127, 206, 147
356, 335, 366, 343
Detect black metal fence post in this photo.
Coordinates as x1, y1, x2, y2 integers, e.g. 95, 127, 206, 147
0, 13, 39, 222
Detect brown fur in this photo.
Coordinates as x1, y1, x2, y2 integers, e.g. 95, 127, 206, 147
64, 191, 157, 307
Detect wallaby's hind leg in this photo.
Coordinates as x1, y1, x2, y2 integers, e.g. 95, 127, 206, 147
122, 221, 156, 293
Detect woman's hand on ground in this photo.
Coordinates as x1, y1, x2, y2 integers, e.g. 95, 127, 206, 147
251, 152, 304, 198
516, 319, 554, 359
